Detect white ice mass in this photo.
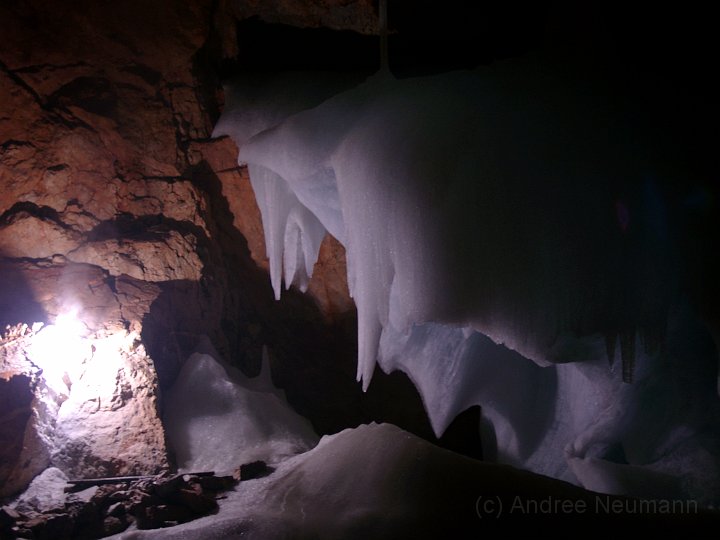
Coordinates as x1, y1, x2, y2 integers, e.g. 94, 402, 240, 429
163, 349, 318, 474
213, 55, 720, 504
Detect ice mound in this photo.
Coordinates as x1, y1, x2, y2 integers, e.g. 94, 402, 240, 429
163, 352, 318, 474
105, 423, 717, 539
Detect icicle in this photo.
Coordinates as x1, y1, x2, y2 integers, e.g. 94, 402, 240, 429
247, 164, 325, 299
355, 295, 382, 391
620, 329, 635, 383
282, 204, 326, 292
247, 165, 291, 299
283, 218, 307, 292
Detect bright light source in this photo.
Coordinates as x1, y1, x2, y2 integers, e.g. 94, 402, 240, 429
26, 312, 91, 395
77, 331, 127, 394
54, 312, 87, 339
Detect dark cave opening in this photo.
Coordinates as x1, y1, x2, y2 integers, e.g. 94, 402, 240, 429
223, 1, 550, 79
233, 17, 381, 73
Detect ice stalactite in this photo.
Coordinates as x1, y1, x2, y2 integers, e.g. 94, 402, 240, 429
214, 71, 358, 298
246, 164, 327, 298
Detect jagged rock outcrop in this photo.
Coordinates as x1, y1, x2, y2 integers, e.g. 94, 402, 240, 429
49, 333, 168, 480
4, 468, 237, 539
1, 326, 168, 498
0, 0, 231, 498
223, 0, 377, 35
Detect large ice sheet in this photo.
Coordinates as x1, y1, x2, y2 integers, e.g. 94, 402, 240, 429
240, 65, 654, 381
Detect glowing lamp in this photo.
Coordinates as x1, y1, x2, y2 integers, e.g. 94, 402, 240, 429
27, 312, 90, 394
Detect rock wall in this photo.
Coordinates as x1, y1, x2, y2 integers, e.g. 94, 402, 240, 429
0, 0, 360, 386
49, 333, 168, 480
1, 0, 212, 357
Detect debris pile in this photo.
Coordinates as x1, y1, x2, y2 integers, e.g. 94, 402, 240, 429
1, 471, 239, 539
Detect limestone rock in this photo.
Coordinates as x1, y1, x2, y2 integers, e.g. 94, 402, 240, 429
49, 333, 168, 479
0, 212, 81, 259
67, 231, 203, 282
0, 0, 365, 387
11, 467, 69, 514
193, 137, 269, 271
1, 327, 168, 498
235, 460, 273, 481
306, 234, 354, 320
6, 470, 236, 538
6, 261, 125, 332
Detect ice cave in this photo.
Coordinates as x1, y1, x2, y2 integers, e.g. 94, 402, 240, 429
1, 0, 719, 538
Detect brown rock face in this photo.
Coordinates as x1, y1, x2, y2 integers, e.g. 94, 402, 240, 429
49, 333, 168, 479
225, 0, 378, 35
0, 0, 218, 343
0, 0, 358, 380
0, 0, 225, 497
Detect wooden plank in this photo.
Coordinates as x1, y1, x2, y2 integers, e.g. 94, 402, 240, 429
65, 471, 215, 491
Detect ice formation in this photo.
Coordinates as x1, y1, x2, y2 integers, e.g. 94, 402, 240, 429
163, 350, 318, 474
214, 70, 366, 150
214, 56, 720, 503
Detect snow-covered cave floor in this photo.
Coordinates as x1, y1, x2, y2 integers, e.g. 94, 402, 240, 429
107, 423, 718, 539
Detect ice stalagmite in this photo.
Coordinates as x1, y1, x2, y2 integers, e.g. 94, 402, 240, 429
164, 350, 318, 473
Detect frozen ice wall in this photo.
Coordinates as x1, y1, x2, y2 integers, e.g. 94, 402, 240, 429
216, 57, 720, 504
